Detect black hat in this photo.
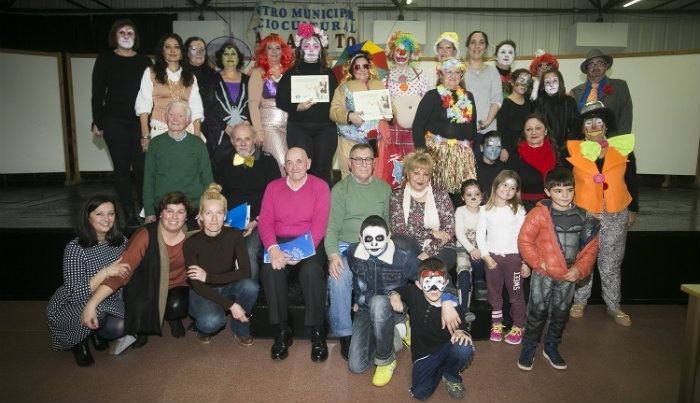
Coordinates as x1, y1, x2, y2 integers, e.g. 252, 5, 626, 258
578, 101, 617, 134
580, 49, 613, 73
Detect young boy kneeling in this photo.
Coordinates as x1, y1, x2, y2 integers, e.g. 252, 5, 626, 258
347, 216, 460, 387
517, 167, 600, 370
391, 258, 475, 400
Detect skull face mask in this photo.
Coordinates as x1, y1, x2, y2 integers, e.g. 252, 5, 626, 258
419, 270, 448, 292
482, 136, 502, 162
361, 226, 389, 257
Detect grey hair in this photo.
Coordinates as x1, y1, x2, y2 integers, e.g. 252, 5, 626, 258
165, 100, 192, 120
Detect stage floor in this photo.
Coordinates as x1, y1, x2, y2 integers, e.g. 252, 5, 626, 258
0, 181, 698, 231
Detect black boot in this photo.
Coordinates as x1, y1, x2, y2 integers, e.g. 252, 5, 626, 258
339, 336, 351, 361
311, 329, 328, 363
71, 339, 95, 367
168, 319, 186, 338
90, 334, 109, 351
131, 334, 149, 349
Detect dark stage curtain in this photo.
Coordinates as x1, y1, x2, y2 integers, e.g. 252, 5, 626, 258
0, 13, 175, 54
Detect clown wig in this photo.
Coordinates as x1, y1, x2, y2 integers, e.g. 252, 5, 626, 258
254, 34, 293, 79
385, 31, 422, 62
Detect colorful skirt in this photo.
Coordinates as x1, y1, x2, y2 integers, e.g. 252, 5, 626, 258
425, 132, 477, 194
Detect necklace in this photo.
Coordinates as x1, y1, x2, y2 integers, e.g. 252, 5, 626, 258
167, 79, 184, 101
436, 85, 473, 124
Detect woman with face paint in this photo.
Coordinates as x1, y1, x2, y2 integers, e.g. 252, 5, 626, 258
91, 19, 152, 226
275, 23, 339, 185
248, 34, 294, 175
389, 150, 457, 272
566, 101, 637, 327
494, 40, 517, 97
528, 50, 559, 102
378, 31, 429, 189
510, 113, 556, 211
205, 40, 251, 160
330, 51, 391, 178
464, 31, 503, 154
496, 68, 534, 163
532, 69, 579, 162
183, 37, 217, 100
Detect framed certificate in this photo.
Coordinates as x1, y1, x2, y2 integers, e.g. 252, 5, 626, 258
352, 89, 393, 121
291, 75, 330, 103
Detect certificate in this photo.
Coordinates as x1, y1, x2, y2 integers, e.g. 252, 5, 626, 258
291, 75, 330, 103
352, 89, 393, 121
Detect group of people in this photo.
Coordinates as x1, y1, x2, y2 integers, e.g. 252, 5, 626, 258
46, 19, 639, 401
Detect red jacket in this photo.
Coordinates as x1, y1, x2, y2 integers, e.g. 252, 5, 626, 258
518, 200, 600, 281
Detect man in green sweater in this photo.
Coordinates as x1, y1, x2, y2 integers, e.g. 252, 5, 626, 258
326, 143, 391, 360
143, 100, 213, 224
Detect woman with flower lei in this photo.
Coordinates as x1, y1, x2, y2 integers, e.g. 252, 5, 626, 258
566, 100, 637, 327
275, 22, 338, 185
412, 58, 477, 197
377, 31, 429, 188
330, 51, 391, 178
248, 34, 294, 174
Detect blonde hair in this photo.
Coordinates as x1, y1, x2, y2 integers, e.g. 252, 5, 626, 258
402, 149, 434, 182
485, 170, 522, 214
199, 182, 227, 214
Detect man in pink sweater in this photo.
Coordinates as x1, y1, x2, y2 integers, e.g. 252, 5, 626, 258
258, 147, 331, 362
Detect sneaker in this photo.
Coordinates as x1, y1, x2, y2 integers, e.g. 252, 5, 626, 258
402, 316, 411, 349
235, 334, 254, 346
109, 334, 136, 355
608, 308, 632, 327
517, 344, 536, 371
543, 343, 567, 370
443, 377, 466, 400
490, 323, 505, 342
504, 326, 524, 345
197, 332, 212, 344
371, 360, 397, 387
569, 302, 586, 318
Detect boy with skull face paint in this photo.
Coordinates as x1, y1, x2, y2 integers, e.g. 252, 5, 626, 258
476, 131, 509, 200
346, 215, 460, 388
390, 258, 475, 400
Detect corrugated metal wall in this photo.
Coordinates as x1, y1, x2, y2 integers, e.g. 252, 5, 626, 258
19, 0, 700, 55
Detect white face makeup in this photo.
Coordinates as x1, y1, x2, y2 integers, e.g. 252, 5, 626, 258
117, 26, 135, 49
496, 44, 515, 68
544, 74, 560, 95
361, 226, 389, 257
420, 275, 448, 292
482, 137, 502, 161
301, 37, 321, 63
393, 45, 410, 65
188, 41, 206, 66
583, 117, 606, 140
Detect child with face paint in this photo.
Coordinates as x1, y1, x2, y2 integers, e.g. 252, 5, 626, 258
476, 170, 528, 345
532, 69, 579, 162
455, 179, 489, 309
274, 22, 339, 185
390, 258, 475, 400
494, 40, 517, 97
516, 167, 600, 371
346, 215, 460, 387
566, 101, 637, 327
476, 131, 509, 200
496, 68, 533, 163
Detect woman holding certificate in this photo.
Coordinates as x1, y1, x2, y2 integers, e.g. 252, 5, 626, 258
330, 51, 391, 178
275, 23, 338, 185
412, 58, 478, 199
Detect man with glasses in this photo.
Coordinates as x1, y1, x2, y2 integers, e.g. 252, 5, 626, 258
325, 143, 391, 360
570, 49, 633, 134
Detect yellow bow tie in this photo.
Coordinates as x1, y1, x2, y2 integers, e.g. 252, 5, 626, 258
233, 154, 254, 167
580, 133, 635, 161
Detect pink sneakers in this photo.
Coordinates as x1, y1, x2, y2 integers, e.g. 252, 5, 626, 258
490, 323, 505, 342
504, 326, 524, 345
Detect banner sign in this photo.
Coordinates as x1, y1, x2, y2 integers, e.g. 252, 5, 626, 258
248, 2, 359, 54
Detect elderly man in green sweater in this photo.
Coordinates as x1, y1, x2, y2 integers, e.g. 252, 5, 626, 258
143, 100, 213, 225
326, 143, 391, 360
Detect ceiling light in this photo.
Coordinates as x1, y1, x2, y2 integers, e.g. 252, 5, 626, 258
623, 0, 642, 7
406, 0, 413, 4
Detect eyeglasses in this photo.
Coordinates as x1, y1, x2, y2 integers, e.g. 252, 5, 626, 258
587, 60, 607, 69
350, 157, 374, 165
443, 70, 463, 77
353, 63, 370, 71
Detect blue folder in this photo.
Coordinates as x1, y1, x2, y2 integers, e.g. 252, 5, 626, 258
263, 231, 315, 263
225, 203, 250, 230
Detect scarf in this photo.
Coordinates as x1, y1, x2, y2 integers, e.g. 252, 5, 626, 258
403, 183, 440, 231
518, 137, 556, 177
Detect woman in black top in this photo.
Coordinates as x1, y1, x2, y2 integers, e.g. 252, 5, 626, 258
532, 69, 578, 162
91, 19, 151, 225
497, 69, 533, 163
275, 23, 338, 185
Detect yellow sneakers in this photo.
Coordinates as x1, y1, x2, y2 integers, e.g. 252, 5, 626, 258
372, 360, 398, 387
402, 316, 411, 349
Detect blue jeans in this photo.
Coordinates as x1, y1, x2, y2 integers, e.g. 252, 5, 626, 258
244, 228, 262, 284
327, 254, 353, 337
523, 271, 575, 347
348, 295, 405, 373
188, 279, 259, 337
410, 341, 475, 400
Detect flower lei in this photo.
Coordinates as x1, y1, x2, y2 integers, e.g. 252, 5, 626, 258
437, 85, 473, 124
294, 22, 329, 48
